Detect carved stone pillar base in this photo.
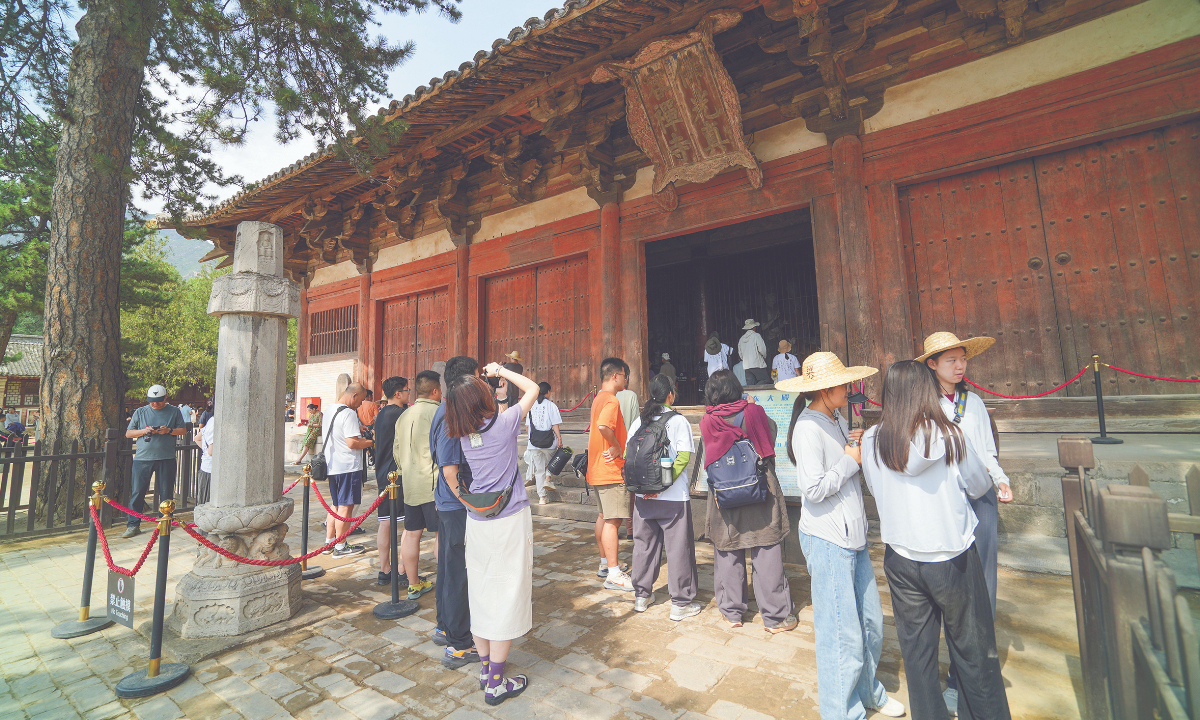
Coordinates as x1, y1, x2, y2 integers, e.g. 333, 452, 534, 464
168, 500, 302, 638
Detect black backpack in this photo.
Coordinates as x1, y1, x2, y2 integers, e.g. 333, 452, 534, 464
622, 411, 679, 495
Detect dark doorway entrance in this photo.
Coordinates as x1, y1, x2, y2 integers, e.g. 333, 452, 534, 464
645, 209, 820, 405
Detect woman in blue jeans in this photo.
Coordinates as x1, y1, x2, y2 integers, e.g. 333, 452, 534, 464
780, 353, 905, 720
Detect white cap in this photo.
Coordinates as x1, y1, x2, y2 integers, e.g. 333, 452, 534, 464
661, 353, 670, 360
147, 385, 167, 401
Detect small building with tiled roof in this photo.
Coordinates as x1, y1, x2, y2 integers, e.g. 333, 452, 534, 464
1, 334, 43, 429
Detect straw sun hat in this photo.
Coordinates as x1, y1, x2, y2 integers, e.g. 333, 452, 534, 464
504, 350, 524, 364
775, 352, 878, 393
778, 340, 792, 353
914, 331, 995, 363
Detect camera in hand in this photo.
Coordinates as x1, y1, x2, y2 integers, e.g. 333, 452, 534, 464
360, 426, 374, 441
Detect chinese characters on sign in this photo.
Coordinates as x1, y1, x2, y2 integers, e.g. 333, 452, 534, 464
107, 572, 135, 629
591, 10, 762, 211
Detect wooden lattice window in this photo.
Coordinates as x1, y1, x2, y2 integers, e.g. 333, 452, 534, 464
309, 305, 359, 357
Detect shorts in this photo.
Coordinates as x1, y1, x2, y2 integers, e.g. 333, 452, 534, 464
376, 464, 404, 520
592, 483, 631, 520
327, 471, 363, 507
405, 501, 439, 532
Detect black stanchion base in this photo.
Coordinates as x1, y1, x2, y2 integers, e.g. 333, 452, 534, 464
302, 565, 327, 580
115, 663, 190, 698
51, 616, 115, 639
1091, 436, 1124, 445
373, 599, 419, 620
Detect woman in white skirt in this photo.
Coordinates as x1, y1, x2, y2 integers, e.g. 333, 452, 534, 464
444, 362, 539, 706
780, 353, 904, 719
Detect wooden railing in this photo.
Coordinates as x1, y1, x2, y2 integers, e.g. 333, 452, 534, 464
1060, 437, 1200, 719
0, 427, 204, 540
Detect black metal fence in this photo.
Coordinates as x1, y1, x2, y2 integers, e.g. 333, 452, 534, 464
1059, 437, 1200, 720
0, 426, 204, 540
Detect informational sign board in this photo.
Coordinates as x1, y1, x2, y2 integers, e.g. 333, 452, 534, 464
107, 572, 135, 629
693, 388, 807, 499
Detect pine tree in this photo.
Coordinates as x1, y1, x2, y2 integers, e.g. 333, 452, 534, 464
3, 0, 461, 517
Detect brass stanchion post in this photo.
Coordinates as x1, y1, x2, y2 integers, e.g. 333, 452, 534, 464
116, 501, 189, 697
373, 472, 418, 619
53, 480, 116, 638
1090, 354, 1123, 445
300, 465, 325, 579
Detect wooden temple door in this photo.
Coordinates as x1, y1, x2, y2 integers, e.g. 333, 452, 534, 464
381, 288, 449, 383
900, 120, 1200, 397
484, 257, 591, 407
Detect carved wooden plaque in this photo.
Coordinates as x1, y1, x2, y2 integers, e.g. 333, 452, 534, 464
591, 11, 762, 211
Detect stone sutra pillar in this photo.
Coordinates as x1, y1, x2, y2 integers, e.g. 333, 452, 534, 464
170, 221, 302, 638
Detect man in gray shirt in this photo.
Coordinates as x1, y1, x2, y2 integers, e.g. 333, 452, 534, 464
123, 385, 188, 537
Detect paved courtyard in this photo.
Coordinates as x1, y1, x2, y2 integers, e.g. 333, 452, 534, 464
0, 492, 1084, 720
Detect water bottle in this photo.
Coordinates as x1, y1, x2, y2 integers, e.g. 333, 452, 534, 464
660, 454, 674, 487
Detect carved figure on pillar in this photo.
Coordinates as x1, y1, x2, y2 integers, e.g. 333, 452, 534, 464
591, 11, 762, 212
169, 220, 303, 638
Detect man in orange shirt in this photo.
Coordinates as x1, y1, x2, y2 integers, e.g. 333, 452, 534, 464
588, 357, 634, 592
357, 388, 381, 427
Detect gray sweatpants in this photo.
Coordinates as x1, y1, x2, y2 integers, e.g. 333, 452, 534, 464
714, 541, 792, 627
632, 498, 698, 607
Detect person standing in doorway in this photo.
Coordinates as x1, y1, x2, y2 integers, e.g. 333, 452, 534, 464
373, 376, 409, 586
123, 385, 188, 537
430, 356, 483, 670
738, 319, 769, 385
658, 353, 676, 381
322, 383, 374, 558
699, 370, 795, 632
627, 374, 701, 621
588, 358, 634, 591
395, 370, 442, 600
861, 361, 1011, 720
703, 333, 732, 387
524, 382, 563, 505
772, 340, 801, 382
782, 353, 906, 719
917, 331, 1013, 716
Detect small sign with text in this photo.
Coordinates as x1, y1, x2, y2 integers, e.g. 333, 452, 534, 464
107, 572, 135, 628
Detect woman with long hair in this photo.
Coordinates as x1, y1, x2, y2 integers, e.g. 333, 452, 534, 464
916, 331, 1012, 714
698, 369, 795, 632
626, 374, 701, 620
861, 361, 1011, 720
443, 362, 539, 706
523, 381, 562, 505
780, 353, 904, 719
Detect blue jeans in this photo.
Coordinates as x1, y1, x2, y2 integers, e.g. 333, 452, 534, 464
127, 459, 177, 527
799, 530, 889, 720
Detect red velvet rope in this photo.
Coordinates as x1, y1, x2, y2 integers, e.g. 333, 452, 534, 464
963, 365, 1089, 399
283, 478, 300, 495
565, 391, 594, 413
310, 483, 363, 522
1104, 363, 1200, 383
106, 498, 197, 528
174, 492, 386, 567
91, 505, 159, 576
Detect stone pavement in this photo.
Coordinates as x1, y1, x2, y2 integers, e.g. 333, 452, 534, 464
0, 495, 1085, 720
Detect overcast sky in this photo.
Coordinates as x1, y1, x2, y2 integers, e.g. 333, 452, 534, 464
189, 0, 556, 213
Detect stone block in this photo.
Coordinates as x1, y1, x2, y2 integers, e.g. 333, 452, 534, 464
996, 503, 1066, 537
363, 671, 416, 696
338, 688, 402, 720
169, 563, 302, 639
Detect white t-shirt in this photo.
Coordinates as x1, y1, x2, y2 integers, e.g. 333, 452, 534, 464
199, 420, 214, 474
773, 353, 801, 380
322, 403, 364, 474
704, 344, 732, 376
626, 410, 695, 503
525, 399, 563, 451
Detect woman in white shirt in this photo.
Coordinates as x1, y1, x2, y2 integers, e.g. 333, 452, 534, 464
194, 415, 214, 504
916, 331, 1012, 714
625, 374, 701, 621
780, 353, 904, 720
523, 382, 563, 505
861, 361, 1011, 720
772, 340, 801, 381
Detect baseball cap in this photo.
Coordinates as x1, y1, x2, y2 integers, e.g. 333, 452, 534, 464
147, 385, 167, 401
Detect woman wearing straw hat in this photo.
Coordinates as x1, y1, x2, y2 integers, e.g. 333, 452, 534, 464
916, 332, 1012, 716
779, 353, 906, 720
772, 340, 801, 382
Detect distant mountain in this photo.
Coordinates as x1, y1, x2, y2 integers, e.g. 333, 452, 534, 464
161, 229, 213, 278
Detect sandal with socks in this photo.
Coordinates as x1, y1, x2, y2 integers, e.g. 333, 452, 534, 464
484, 675, 529, 706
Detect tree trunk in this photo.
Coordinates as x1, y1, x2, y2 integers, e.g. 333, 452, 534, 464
40, 0, 153, 519
0, 310, 17, 365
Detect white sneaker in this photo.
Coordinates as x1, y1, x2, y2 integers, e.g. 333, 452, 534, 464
943, 688, 958, 717
669, 601, 703, 622
876, 697, 906, 717
596, 561, 628, 578
544, 482, 556, 491
539, 496, 548, 505
634, 594, 654, 613
603, 571, 635, 592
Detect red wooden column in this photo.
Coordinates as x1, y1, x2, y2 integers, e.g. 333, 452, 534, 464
453, 244, 470, 357
357, 271, 373, 391
620, 232, 648, 402
296, 285, 309, 398
867, 182, 916, 365
810, 194, 848, 360
597, 202, 623, 361
832, 135, 885, 394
